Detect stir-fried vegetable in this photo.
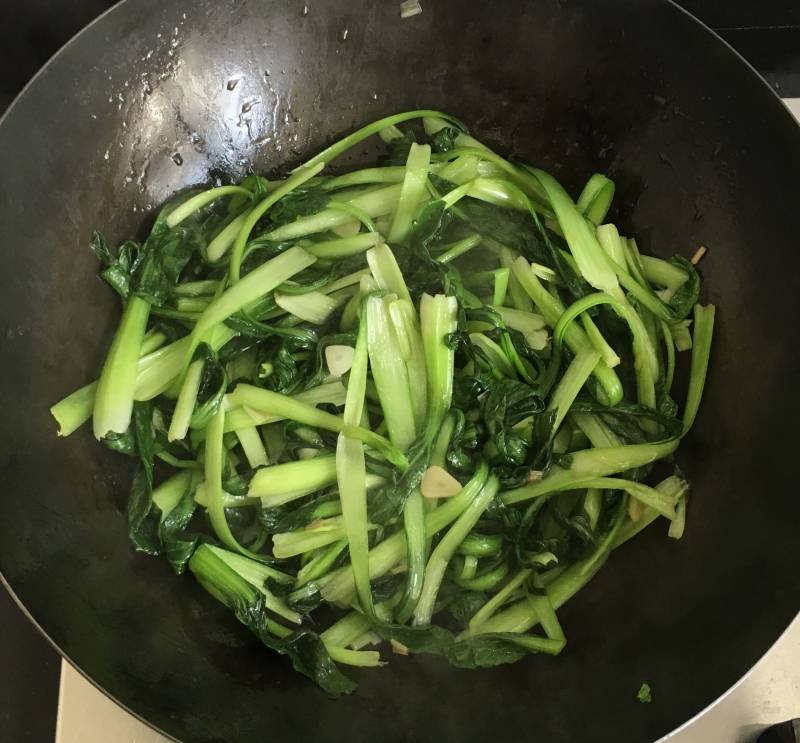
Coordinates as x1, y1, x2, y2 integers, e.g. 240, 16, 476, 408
52, 111, 715, 694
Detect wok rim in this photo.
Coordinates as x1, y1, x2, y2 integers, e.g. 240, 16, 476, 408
0, 1, 795, 741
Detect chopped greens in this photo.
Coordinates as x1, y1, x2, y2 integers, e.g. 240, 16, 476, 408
53, 110, 715, 695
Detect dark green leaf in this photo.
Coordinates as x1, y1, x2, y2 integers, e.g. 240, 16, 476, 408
189, 344, 228, 431
132, 400, 156, 490
430, 127, 460, 153
250, 625, 356, 696
225, 316, 317, 346
377, 623, 560, 668
369, 434, 432, 524
370, 573, 404, 603
259, 493, 342, 534
452, 196, 549, 264
442, 634, 528, 667
528, 214, 592, 302
127, 468, 161, 555
264, 186, 330, 227
159, 489, 199, 574
189, 545, 355, 695
90, 232, 140, 299
667, 256, 700, 320
238, 238, 294, 277
445, 409, 484, 476
223, 469, 254, 496
447, 591, 488, 629
570, 399, 682, 444
102, 430, 136, 456
381, 130, 417, 166
529, 408, 558, 474
89, 230, 114, 266
286, 583, 325, 615
131, 222, 203, 306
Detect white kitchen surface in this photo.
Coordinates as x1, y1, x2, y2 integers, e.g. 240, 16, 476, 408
55, 99, 800, 743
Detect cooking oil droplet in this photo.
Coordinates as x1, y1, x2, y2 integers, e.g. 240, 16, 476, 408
171, 152, 183, 166
227, 78, 239, 91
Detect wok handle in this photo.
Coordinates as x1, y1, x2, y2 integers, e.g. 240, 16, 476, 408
756, 719, 800, 742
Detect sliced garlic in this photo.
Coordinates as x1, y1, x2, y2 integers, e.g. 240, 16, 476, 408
420, 465, 462, 499
325, 344, 355, 378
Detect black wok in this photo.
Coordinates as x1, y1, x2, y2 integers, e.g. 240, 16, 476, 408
0, 1, 798, 741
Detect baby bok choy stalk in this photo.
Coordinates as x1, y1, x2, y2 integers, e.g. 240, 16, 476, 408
413, 475, 500, 625
92, 296, 150, 439
335, 308, 377, 617
393, 293, 458, 622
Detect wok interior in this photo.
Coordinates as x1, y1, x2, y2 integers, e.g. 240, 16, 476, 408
0, 1, 798, 741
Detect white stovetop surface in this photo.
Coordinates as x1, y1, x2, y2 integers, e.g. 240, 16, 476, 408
55, 98, 800, 743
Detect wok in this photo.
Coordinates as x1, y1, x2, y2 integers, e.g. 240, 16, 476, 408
0, 1, 798, 741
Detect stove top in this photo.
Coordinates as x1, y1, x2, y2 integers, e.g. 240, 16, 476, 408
0, 3, 798, 742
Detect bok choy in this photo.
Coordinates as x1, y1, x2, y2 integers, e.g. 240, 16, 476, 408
52, 110, 715, 694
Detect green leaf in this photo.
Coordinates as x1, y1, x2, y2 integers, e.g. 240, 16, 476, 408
259, 495, 342, 537
447, 591, 489, 629
131, 222, 203, 307
666, 256, 700, 320
430, 127, 460, 153
250, 625, 357, 696
101, 429, 136, 456
127, 468, 161, 555
450, 192, 548, 264
159, 489, 199, 574
132, 400, 156, 490
445, 409, 484, 475
377, 623, 562, 668
570, 399, 682, 446
189, 545, 355, 694
381, 130, 417, 166
368, 433, 432, 524
265, 185, 330, 227
90, 232, 139, 299
189, 344, 228, 430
